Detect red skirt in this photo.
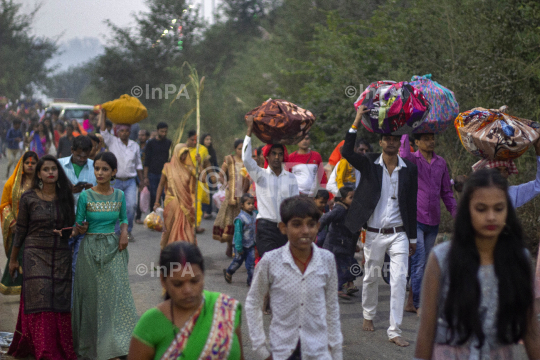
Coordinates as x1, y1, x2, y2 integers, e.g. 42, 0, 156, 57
8, 295, 77, 360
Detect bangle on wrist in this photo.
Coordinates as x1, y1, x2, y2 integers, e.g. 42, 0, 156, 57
351, 124, 358, 130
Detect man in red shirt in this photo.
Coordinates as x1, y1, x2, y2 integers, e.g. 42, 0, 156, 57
288, 133, 328, 196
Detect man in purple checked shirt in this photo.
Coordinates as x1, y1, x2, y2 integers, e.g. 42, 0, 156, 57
399, 133, 457, 314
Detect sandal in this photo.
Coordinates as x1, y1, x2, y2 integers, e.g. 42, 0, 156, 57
223, 269, 232, 283
338, 291, 351, 300
347, 286, 359, 295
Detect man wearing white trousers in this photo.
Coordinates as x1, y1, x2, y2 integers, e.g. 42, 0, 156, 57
341, 106, 418, 347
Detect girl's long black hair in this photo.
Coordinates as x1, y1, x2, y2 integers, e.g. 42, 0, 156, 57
159, 241, 204, 300
201, 133, 218, 167
32, 155, 75, 227
444, 169, 533, 346
37, 122, 51, 144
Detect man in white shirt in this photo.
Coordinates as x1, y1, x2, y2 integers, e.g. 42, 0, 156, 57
98, 110, 143, 241
242, 115, 299, 257
246, 196, 342, 360
341, 106, 418, 347
58, 135, 97, 298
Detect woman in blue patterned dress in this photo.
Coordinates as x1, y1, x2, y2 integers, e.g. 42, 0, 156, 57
71, 151, 138, 359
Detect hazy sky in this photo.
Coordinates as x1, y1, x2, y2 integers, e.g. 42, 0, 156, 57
21, 0, 218, 44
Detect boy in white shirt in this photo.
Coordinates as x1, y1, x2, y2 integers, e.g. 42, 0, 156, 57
246, 196, 343, 360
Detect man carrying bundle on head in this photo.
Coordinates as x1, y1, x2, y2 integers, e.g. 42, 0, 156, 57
242, 115, 299, 258
98, 109, 144, 242
471, 138, 540, 208
342, 105, 418, 347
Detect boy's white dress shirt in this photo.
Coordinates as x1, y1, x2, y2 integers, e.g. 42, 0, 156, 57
245, 243, 343, 360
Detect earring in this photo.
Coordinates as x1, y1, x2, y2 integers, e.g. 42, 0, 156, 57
111, 175, 116, 185
38, 179, 43, 189
57, 182, 60, 189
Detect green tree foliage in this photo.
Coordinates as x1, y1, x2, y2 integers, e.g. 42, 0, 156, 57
0, 0, 57, 100
91, 0, 202, 106
299, 0, 540, 245
73, 0, 540, 247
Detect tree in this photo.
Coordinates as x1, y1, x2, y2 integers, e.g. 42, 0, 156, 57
92, 0, 202, 105
46, 63, 94, 102
0, 0, 57, 100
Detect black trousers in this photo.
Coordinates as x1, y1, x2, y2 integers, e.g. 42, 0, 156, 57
255, 219, 288, 258
287, 340, 301, 360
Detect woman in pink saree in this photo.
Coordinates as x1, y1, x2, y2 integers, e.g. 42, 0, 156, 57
154, 144, 197, 247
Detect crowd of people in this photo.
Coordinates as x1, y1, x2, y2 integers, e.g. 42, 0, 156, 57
1, 100, 540, 360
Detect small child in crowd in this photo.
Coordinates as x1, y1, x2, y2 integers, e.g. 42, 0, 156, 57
314, 189, 331, 247
320, 186, 359, 300
314, 189, 330, 213
246, 196, 343, 360
223, 194, 257, 286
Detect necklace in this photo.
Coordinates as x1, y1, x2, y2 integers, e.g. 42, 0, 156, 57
170, 298, 203, 336
389, 176, 398, 200
39, 189, 56, 201
21, 178, 31, 192
383, 160, 398, 200
92, 187, 113, 196
291, 248, 313, 273
170, 299, 176, 335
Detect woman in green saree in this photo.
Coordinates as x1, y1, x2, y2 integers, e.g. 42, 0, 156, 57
128, 242, 244, 360
0, 151, 38, 295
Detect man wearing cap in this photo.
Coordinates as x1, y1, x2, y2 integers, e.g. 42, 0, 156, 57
342, 105, 418, 347
472, 138, 540, 208
98, 109, 144, 242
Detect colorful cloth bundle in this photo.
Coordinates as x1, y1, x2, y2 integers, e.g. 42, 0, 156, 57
101, 94, 148, 124
409, 74, 459, 134
455, 106, 540, 160
245, 98, 316, 145
354, 81, 431, 134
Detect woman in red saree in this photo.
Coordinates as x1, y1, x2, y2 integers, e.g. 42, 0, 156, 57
155, 144, 197, 247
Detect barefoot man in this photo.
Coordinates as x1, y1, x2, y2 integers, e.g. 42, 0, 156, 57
341, 106, 418, 347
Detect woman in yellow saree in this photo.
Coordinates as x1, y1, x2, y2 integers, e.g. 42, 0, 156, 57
0, 151, 38, 295
154, 144, 197, 247
186, 130, 211, 233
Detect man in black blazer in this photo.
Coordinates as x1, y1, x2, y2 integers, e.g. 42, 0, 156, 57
342, 106, 418, 347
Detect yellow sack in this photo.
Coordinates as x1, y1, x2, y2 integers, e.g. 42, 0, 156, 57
102, 94, 148, 124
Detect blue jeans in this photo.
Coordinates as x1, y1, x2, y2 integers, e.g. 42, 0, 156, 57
68, 234, 84, 302
148, 172, 162, 208
410, 222, 439, 308
226, 246, 255, 285
113, 178, 138, 233
335, 255, 358, 291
